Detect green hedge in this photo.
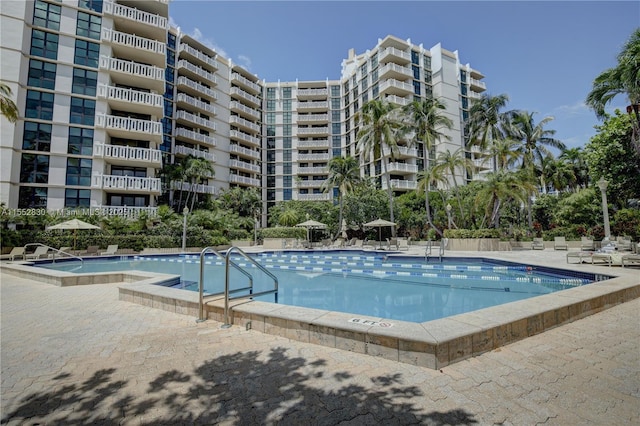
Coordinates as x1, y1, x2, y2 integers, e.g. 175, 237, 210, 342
443, 228, 501, 239
260, 227, 307, 239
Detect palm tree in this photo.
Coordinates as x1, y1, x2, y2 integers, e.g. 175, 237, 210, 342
0, 82, 18, 123
356, 100, 404, 235
539, 154, 575, 194
432, 148, 474, 225
475, 170, 534, 228
586, 28, 640, 153
467, 93, 511, 172
488, 138, 521, 171
322, 156, 360, 240
402, 97, 453, 234
183, 156, 215, 211
559, 147, 589, 191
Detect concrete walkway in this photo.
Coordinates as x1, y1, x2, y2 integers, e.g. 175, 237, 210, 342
1, 252, 639, 425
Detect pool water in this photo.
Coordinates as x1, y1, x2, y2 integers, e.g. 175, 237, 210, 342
37, 251, 597, 323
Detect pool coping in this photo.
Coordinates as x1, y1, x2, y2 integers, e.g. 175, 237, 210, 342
2, 252, 638, 370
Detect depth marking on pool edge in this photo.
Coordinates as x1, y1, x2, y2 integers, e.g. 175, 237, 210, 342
349, 318, 393, 328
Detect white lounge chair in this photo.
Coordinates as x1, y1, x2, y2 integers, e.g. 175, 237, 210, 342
0, 246, 26, 261
554, 237, 568, 250
99, 245, 118, 256
580, 237, 595, 251
26, 246, 50, 260
532, 238, 545, 250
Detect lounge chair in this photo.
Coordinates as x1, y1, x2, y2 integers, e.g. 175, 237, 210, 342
397, 237, 411, 251
0, 246, 26, 261
621, 253, 640, 267
386, 237, 399, 250
580, 237, 595, 251
617, 237, 633, 251
99, 244, 118, 256
554, 236, 568, 250
81, 245, 100, 256
26, 246, 50, 260
532, 238, 545, 250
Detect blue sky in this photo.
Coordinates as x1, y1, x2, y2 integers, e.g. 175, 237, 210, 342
169, 1, 639, 150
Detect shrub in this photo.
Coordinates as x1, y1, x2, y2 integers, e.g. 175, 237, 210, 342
261, 227, 307, 239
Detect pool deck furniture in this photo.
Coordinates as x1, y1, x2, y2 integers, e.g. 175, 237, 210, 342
554, 237, 568, 250
80, 245, 100, 256
99, 245, 118, 256
532, 238, 545, 250
622, 253, 640, 267
25, 246, 50, 260
0, 246, 26, 261
580, 237, 595, 251
566, 251, 594, 264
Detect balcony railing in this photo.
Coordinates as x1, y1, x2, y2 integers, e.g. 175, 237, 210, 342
298, 153, 330, 161
101, 27, 165, 56
229, 159, 260, 173
297, 166, 327, 174
231, 72, 261, 93
176, 93, 217, 115
103, 0, 168, 30
297, 88, 328, 98
176, 76, 217, 100
97, 84, 163, 109
171, 181, 216, 195
229, 101, 260, 120
380, 79, 413, 94
297, 139, 330, 148
381, 179, 417, 190
96, 114, 162, 135
92, 205, 158, 218
383, 146, 418, 158
92, 174, 161, 193
298, 127, 329, 135
297, 114, 329, 122
229, 87, 260, 107
387, 162, 418, 173
179, 43, 218, 69
298, 101, 328, 109
175, 128, 216, 146
469, 78, 486, 90
385, 95, 410, 106
379, 47, 411, 63
174, 145, 216, 161
177, 60, 217, 84
296, 179, 327, 188
94, 143, 162, 165
229, 130, 260, 146
230, 115, 260, 133
99, 56, 164, 81
175, 110, 216, 130
379, 63, 412, 78
229, 175, 260, 186
229, 144, 260, 160
297, 193, 331, 201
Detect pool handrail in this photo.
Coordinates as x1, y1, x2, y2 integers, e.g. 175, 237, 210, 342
222, 246, 279, 328
24, 243, 83, 264
197, 246, 254, 322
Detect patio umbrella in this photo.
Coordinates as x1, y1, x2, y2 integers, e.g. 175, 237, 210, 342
295, 219, 327, 243
46, 219, 100, 250
364, 218, 396, 248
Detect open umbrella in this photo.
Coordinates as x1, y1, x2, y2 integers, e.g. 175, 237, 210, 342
364, 218, 396, 249
296, 219, 327, 245
46, 219, 100, 250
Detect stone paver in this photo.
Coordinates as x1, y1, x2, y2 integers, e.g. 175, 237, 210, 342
1, 252, 639, 425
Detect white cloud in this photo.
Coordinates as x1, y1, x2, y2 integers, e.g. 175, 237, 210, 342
237, 55, 252, 71
188, 28, 227, 58
554, 101, 590, 116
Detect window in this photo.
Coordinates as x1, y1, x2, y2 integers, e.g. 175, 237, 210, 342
413, 81, 421, 96
266, 100, 276, 111
283, 99, 291, 111
282, 87, 292, 98
283, 150, 291, 161
111, 166, 146, 177
372, 69, 378, 83
33, 0, 61, 30
28, 59, 56, 90
164, 99, 173, 117
70, 97, 95, 125
25, 90, 54, 120
65, 189, 91, 208
283, 112, 292, 124
74, 39, 100, 68
411, 50, 419, 65
23, 121, 52, 152
283, 163, 292, 174
267, 137, 275, 149
78, 0, 103, 13
66, 158, 92, 186
266, 87, 276, 99
266, 112, 275, 124
283, 189, 292, 200
68, 127, 93, 155
168, 32, 176, 50
412, 65, 420, 80
165, 67, 174, 82
283, 137, 291, 149
371, 53, 378, 69
18, 187, 47, 208
332, 111, 340, 121
332, 123, 340, 135
107, 194, 148, 207
423, 55, 431, 69
331, 85, 340, 97
167, 50, 175, 67
372, 83, 379, 98
162, 118, 172, 134
20, 153, 50, 183
30, 29, 59, 60
331, 98, 340, 109
165, 82, 174, 100
76, 12, 101, 40
72, 68, 97, 96
283, 176, 292, 187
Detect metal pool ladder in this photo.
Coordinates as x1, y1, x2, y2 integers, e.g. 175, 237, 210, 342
425, 238, 447, 262
197, 246, 278, 328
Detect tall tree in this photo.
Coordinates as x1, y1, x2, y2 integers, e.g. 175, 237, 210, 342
475, 170, 535, 229
586, 28, 640, 154
466, 93, 511, 172
183, 156, 215, 211
559, 147, 589, 191
0, 82, 18, 123
402, 97, 453, 235
322, 156, 361, 240
356, 100, 404, 235
432, 148, 474, 225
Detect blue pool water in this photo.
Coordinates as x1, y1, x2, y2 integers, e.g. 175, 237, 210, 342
36, 250, 601, 323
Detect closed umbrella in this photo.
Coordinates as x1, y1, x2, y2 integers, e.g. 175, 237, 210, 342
46, 219, 100, 250
363, 218, 396, 249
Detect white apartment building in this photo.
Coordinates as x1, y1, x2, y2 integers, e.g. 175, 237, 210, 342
1, 1, 486, 221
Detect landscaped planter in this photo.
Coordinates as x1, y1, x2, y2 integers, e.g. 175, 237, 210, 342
446, 238, 501, 251
230, 240, 254, 247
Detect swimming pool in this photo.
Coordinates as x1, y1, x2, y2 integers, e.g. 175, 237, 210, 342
37, 250, 600, 323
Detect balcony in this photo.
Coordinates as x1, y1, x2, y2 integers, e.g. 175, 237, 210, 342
297, 166, 327, 174
92, 204, 158, 218
297, 101, 328, 111
175, 110, 216, 131
379, 47, 411, 64
378, 63, 412, 80
469, 78, 486, 91
297, 193, 331, 201
99, 55, 163, 93
229, 174, 260, 187
175, 128, 216, 147
229, 101, 260, 121
229, 144, 260, 160
230, 115, 260, 133
229, 130, 260, 147
177, 60, 217, 85
231, 72, 261, 95
383, 146, 418, 159
92, 174, 161, 194
229, 159, 260, 173
174, 145, 216, 162
229, 87, 261, 108
297, 113, 329, 123
297, 139, 330, 149
298, 153, 330, 161
381, 179, 417, 191
387, 162, 418, 174
176, 93, 217, 116
379, 79, 413, 96
94, 143, 162, 167
296, 179, 327, 188
179, 43, 218, 70
103, 0, 167, 41
176, 76, 216, 100
297, 126, 328, 136
95, 114, 162, 144
297, 88, 328, 99
101, 28, 165, 67
97, 84, 162, 116
171, 181, 216, 195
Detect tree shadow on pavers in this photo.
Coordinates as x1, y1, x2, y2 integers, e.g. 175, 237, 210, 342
1, 347, 477, 425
